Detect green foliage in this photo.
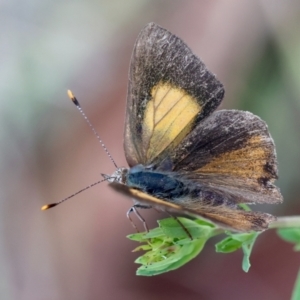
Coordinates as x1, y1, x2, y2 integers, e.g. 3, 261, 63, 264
292, 269, 300, 300
128, 214, 300, 300
127, 218, 214, 276
277, 228, 300, 251
128, 215, 300, 300
216, 231, 259, 272
127, 217, 260, 275
276, 227, 300, 299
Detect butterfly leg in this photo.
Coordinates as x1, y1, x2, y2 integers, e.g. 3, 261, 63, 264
126, 205, 149, 233
167, 213, 193, 240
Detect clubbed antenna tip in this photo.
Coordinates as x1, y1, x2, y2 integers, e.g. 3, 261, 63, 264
41, 203, 58, 210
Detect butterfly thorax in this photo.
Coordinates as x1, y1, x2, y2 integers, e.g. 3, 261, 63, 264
125, 164, 189, 200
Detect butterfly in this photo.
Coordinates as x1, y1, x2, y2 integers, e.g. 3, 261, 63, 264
108, 22, 283, 232
42, 23, 283, 232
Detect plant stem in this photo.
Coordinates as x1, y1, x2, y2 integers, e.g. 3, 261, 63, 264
269, 216, 300, 229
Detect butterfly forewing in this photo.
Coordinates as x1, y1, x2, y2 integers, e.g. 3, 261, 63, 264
124, 22, 224, 167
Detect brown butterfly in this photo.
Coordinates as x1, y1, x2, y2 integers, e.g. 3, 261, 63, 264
108, 23, 283, 232
43, 23, 283, 232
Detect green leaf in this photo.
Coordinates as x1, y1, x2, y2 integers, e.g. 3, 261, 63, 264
193, 218, 216, 228
277, 228, 300, 251
136, 238, 206, 276
292, 268, 300, 300
132, 244, 152, 252
127, 217, 215, 276
215, 232, 259, 272
158, 217, 214, 239
241, 233, 259, 272
127, 227, 165, 241
127, 232, 147, 242
238, 203, 252, 211
215, 236, 245, 253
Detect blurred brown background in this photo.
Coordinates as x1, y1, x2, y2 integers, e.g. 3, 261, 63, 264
1, 0, 300, 299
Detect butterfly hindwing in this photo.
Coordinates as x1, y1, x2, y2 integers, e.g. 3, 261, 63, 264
124, 23, 224, 167
109, 183, 275, 232
160, 109, 282, 204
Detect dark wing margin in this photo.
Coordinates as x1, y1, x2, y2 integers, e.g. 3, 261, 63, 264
109, 183, 276, 232
124, 23, 224, 167
163, 110, 282, 204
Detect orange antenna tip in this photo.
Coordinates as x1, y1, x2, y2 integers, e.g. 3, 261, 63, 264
41, 203, 58, 211
67, 90, 80, 107
67, 90, 75, 100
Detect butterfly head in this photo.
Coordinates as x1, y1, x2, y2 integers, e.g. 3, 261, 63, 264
102, 167, 128, 184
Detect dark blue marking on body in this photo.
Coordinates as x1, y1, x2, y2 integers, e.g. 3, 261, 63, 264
127, 165, 188, 199
126, 165, 231, 207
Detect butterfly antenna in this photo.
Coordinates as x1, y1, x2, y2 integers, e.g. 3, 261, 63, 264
41, 178, 109, 210
67, 90, 118, 169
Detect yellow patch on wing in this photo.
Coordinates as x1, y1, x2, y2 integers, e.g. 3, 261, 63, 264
143, 82, 201, 162
199, 135, 271, 178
